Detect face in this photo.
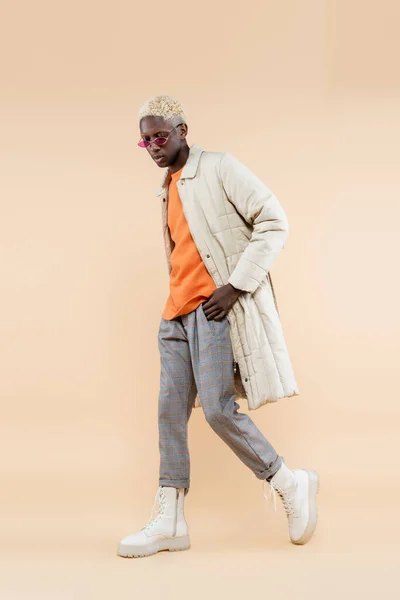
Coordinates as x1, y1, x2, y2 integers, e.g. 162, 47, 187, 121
139, 116, 187, 168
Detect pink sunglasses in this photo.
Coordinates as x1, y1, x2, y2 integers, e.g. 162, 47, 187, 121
137, 123, 182, 148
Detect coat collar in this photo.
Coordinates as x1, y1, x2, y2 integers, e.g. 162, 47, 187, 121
155, 142, 205, 196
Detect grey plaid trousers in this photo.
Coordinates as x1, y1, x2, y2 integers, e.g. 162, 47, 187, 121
157, 301, 283, 494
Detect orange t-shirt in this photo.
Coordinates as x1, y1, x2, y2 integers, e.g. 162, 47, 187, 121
162, 165, 216, 320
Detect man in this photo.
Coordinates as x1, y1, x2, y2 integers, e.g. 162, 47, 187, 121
117, 94, 319, 558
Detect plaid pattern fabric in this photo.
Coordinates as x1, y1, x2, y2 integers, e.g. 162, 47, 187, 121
157, 302, 283, 494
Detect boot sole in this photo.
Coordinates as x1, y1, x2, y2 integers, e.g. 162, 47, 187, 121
290, 469, 320, 545
117, 534, 191, 558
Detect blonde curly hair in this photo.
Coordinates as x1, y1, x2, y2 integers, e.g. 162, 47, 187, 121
138, 94, 187, 128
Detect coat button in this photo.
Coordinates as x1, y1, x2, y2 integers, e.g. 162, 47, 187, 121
163, 198, 166, 202
206, 254, 210, 258
245, 378, 248, 382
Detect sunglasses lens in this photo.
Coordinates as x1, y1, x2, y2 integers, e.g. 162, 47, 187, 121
138, 136, 167, 147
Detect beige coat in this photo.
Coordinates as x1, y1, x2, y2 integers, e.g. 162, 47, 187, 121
156, 143, 299, 411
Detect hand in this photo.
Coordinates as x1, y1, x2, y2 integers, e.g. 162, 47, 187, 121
202, 283, 243, 321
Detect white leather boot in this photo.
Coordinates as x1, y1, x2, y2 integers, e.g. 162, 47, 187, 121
117, 486, 190, 558
263, 459, 320, 545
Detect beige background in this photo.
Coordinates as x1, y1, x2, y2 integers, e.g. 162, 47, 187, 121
1, 0, 399, 598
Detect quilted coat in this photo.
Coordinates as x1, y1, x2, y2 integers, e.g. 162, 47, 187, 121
156, 142, 299, 411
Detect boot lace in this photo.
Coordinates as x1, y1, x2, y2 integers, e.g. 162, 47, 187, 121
142, 486, 166, 532
262, 479, 296, 517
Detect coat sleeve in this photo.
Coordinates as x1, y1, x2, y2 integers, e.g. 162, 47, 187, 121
218, 152, 289, 294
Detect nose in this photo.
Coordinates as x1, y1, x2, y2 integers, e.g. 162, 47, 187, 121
151, 144, 164, 154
